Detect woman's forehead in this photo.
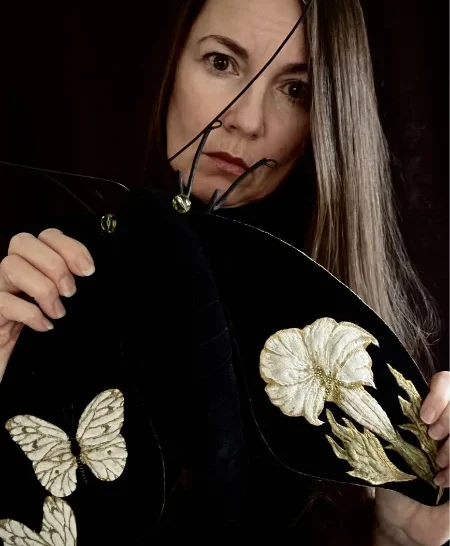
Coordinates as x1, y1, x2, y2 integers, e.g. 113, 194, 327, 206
190, 0, 307, 62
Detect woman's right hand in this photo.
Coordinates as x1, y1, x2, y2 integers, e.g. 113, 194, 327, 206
0, 229, 95, 382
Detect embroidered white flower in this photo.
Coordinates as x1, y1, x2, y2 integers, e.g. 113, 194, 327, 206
260, 318, 437, 488
260, 318, 396, 441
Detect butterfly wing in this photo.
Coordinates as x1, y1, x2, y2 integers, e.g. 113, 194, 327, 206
5, 416, 77, 497
76, 389, 128, 481
40, 497, 77, 546
0, 496, 77, 546
0, 519, 47, 546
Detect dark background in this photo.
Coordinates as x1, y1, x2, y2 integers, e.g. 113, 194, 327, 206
0, 2, 448, 371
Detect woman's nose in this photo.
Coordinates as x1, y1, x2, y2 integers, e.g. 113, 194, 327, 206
221, 86, 266, 139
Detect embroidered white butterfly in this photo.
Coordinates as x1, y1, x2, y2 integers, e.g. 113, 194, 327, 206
0, 496, 77, 546
5, 389, 128, 498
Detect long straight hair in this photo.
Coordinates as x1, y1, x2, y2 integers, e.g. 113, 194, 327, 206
144, 0, 438, 371
143, 2, 439, 543
305, 0, 438, 375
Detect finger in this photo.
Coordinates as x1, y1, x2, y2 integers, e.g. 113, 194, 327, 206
7, 232, 76, 297
37, 229, 95, 277
8, 231, 89, 297
420, 371, 450, 425
1, 255, 66, 320
428, 402, 450, 441
0, 292, 54, 332
434, 467, 449, 488
0, 264, 18, 295
436, 438, 449, 469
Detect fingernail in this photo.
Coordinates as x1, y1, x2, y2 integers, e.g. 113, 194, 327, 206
77, 256, 95, 276
429, 425, 445, 440
60, 276, 76, 298
434, 474, 446, 486
53, 299, 66, 319
421, 407, 435, 424
436, 453, 448, 468
43, 318, 54, 331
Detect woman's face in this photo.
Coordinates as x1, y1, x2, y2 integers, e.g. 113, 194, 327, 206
166, 0, 310, 207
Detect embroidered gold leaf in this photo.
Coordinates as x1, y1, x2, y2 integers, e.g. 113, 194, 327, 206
387, 434, 435, 484
436, 486, 445, 505
387, 364, 442, 503
387, 364, 438, 460
325, 410, 416, 485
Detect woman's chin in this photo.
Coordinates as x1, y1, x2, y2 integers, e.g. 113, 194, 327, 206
191, 179, 273, 209
191, 189, 254, 209
192, 189, 240, 208
191, 176, 240, 206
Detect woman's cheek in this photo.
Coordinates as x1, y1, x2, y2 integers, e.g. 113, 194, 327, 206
276, 119, 310, 161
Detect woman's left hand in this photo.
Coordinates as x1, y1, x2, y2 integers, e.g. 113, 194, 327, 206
374, 370, 449, 546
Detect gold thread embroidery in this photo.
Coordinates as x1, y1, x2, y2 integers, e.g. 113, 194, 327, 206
0, 496, 77, 545
387, 364, 443, 504
325, 410, 416, 485
260, 319, 438, 492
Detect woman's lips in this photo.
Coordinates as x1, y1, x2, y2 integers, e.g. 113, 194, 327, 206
204, 152, 249, 178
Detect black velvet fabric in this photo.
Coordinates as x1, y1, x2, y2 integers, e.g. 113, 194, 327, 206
0, 168, 247, 543
0, 163, 446, 545
190, 212, 448, 509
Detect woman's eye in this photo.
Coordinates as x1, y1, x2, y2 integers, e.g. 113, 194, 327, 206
287, 82, 303, 99
281, 81, 311, 107
203, 53, 237, 75
212, 53, 230, 71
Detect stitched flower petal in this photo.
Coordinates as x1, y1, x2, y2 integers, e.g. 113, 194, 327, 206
265, 376, 326, 425
302, 317, 338, 370
327, 322, 377, 386
261, 328, 311, 386
337, 348, 375, 387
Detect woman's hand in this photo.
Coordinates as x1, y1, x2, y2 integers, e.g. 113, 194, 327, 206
375, 370, 450, 546
0, 229, 95, 381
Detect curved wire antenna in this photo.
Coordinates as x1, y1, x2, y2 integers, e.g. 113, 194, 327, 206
172, 120, 222, 213
185, 120, 222, 199
168, 0, 313, 163
206, 158, 278, 213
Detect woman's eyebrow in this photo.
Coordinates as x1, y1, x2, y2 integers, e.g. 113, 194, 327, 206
198, 35, 308, 77
198, 35, 249, 61
278, 62, 309, 77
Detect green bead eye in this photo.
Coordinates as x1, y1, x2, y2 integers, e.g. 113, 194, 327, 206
172, 194, 192, 213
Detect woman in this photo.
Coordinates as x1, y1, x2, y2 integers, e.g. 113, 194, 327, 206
0, 0, 448, 544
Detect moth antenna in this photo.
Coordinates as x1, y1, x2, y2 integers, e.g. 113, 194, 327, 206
206, 158, 278, 213
185, 119, 222, 199
62, 407, 69, 429
71, 403, 75, 438
177, 170, 184, 194
172, 120, 221, 213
